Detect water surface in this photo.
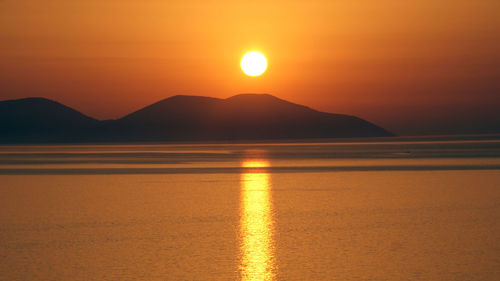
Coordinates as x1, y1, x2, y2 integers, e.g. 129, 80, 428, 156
1, 138, 499, 280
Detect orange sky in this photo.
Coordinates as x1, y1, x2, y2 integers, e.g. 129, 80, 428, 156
1, 0, 499, 134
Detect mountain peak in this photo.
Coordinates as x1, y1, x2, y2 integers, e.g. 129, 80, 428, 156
0, 97, 92, 117
5, 97, 59, 105
120, 95, 221, 122
0, 97, 99, 142
154, 95, 222, 105
164, 94, 216, 100
226, 93, 281, 101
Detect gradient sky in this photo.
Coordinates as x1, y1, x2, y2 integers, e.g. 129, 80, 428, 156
1, 0, 499, 135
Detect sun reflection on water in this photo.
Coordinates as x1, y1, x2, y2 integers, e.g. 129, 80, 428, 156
240, 159, 275, 281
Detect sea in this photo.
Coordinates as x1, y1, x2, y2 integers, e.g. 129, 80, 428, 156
1, 136, 499, 281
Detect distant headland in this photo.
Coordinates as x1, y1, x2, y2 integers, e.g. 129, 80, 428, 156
0, 94, 392, 143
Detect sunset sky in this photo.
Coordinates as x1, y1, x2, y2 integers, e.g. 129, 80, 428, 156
1, 0, 499, 135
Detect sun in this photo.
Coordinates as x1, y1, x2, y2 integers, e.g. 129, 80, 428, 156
241, 51, 267, 77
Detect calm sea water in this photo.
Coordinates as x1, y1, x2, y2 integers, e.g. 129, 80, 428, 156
1, 138, 499, 280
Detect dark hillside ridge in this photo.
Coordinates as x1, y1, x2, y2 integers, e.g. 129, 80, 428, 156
0, 98, 99, 142
0, 94, 392, 143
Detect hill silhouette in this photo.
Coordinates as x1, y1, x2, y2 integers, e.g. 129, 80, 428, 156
0, 94, 392, 143
0, 98, 99, 143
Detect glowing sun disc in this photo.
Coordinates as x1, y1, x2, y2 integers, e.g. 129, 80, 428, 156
241, 52, 267, 76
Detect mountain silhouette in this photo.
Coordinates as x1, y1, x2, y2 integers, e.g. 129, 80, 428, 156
0, 97, 99, 143
0, 94, 392, 143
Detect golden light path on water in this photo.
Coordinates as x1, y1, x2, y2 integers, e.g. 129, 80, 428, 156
240, 159, 275, 281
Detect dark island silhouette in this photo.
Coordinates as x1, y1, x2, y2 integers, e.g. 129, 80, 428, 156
0, 94, 392, 143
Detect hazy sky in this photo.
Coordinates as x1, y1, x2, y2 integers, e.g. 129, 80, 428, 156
1, 0, 499, 135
